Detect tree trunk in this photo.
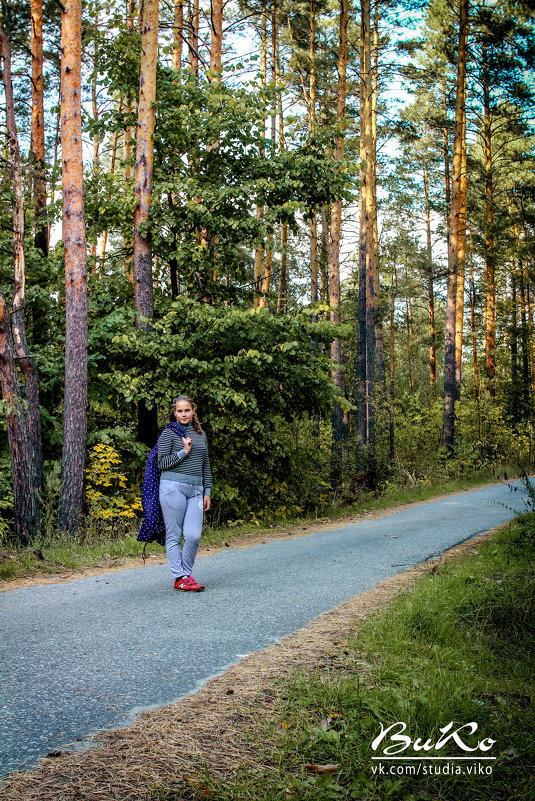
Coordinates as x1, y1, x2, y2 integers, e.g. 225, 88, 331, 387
258, 6, 277, 309
468, 232, 479, 401
309, 0, 318, 304
134, 0, 158, 322
482, 44, 496, 397
0, 290, 32, 545
443, 0, 468, 451
442, 75, 451, 246
510, 264, 519, 422
276, 37, 287, 314
454, 102, 467, 400
357, 0, 375, 481
389, 257, 396, 462
423, 159, 436, 401
328, 0, 349, 489
518, 256, 530, 415
188, 0, 199, 76
58, 0, 89, 531
210, 0, 223, 76
0, 27, 44, 541
134, 0, 159, 446
173, 0, 183, 71
90, 1, 100, 262
254, 0, 267, 307
371, 1, 385, 405
30, 0, 48, 256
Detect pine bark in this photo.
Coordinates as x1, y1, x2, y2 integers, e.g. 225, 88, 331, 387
454, 103, 467, 400
423, 159, 436, 400
389, 257, 396, 462
134, 0, 159, 446
442, 76, 451, 245
173, 0, 183, 70
254, 0, 267, 307
328, 0, 349, 488
58, 0, 89, 531
443, 0, 468, 451
357, 0, 376, 481
134, 0, 158, 323
309, 0, 318, 304
30, 0, 48, 256
371, 2, 385, 401
210, 0, 223, 76
276, 40, 287, 313
0, 27, 44, 541
468, 233, 479, 400
482, 46, 496, 396
188, 0, 199, 76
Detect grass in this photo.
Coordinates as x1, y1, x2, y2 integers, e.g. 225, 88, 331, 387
0, 466, 514, 583
154, 511, 535, 801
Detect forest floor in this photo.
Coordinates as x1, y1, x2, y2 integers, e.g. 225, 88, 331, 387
0, 470, 514, 592
2, 512, 532, 801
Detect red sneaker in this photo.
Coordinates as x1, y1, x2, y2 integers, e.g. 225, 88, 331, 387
174, 575, 205, 592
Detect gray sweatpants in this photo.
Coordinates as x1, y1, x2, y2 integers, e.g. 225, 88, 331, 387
159, 480, 204, 579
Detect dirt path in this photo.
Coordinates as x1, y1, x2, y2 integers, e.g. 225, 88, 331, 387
0, 478, 509, 594
0, 524, 502, 801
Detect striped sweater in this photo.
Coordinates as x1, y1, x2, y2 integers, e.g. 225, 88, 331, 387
157, 421, 212, 495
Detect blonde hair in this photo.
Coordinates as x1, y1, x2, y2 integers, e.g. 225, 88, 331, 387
170, 394, 203, 434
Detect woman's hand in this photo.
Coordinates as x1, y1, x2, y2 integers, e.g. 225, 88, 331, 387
182, 436, 192, 454
203, 495, 211, 512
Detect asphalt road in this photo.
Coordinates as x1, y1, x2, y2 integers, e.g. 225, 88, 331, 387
0, 479, 528, 778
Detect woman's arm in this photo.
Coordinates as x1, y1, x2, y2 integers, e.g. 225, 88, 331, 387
157, 428, 186, 470
203, 434, 212, 511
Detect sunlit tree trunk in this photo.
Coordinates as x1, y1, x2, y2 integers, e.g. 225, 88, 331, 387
89, 1, 100, 262
356, 0, 369, 461
48, 93, 61, 247
58, 0, 89, 531
134, 0, 159, 446
423, 159, 436, 401
173, 0, 183, 70
510, 263, 519, 422
518, 255, 530, 414
100, 118, 123, 269
482, 45, 496, 397
357, 0, 375, 480
124, 0, 136, 181
276, 34, 287, 313
371, 1, 385, 403
389, 258, 397, 462
254, 0, 267, 307
327, 0, 349, 487
210, 0, 223, 76
188, 0, 199, 76
0, 27, 44, 542
454, 103, 467, 400
443, 0, 468, 451
524, 254, 535, 403
442, 74, 451, 246
309, 0, 318, 304
30, 0, 48, 256
468, 232, 479, 402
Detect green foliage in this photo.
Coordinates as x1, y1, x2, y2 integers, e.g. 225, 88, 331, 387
91, 297, 346, 521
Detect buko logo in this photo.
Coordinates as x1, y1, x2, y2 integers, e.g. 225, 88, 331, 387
371, 721, 496, 757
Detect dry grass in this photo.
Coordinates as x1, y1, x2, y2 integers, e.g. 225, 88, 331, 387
0, 526, 501, 801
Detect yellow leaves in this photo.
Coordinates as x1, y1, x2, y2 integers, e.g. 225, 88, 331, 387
85, 443, 141, 521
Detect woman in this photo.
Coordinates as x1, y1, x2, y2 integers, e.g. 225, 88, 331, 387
158, 395, 212, 591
